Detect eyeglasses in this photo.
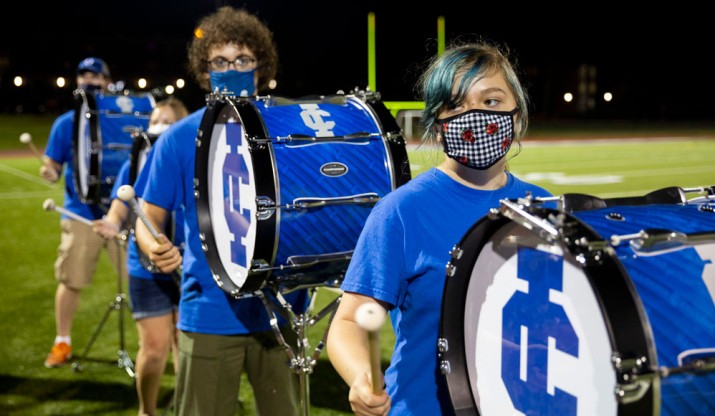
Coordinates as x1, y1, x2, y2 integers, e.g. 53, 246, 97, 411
207, 56, 257, 72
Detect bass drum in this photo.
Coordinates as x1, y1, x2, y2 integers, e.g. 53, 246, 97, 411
439, 192, 715, 416
194, 91, 411, 297
73, 89, 155, 205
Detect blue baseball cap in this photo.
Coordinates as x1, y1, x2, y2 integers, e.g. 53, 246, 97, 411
77, 57, 111, 77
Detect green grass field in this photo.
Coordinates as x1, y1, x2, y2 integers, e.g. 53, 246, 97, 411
1, 113, 714, 415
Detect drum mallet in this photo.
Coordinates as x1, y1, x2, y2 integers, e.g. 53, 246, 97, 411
42, 198, 93, 227
118, 184, 183, 279
19, 132, 44, 163
116, 185, 162, 241
355, 302, 387, 394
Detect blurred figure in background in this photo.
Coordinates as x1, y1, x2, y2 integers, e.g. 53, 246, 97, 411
93, 96, 189, 416
40, 57, 127, 368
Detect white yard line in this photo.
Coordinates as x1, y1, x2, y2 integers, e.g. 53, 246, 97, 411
0, 162, 56, 188
0, 190, 61, 200
0, 162, 60, 201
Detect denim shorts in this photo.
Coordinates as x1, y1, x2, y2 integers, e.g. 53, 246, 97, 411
128, 275, 180, 320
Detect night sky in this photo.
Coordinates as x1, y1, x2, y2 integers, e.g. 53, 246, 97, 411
1, 1, 712, 120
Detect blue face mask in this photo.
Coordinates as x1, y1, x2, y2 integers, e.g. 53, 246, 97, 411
79, 83, 102, 94
209, 70, 256, 97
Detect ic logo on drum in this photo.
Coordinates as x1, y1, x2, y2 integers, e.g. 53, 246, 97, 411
299, 104, 335, 137
500, 248, 578, 415
116, 96, 136, 114
207, 121, 256, 285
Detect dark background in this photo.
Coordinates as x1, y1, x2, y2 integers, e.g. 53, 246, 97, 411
1, 1, 712, 121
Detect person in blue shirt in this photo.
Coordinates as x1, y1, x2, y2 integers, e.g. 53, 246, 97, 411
134, 7, 307, 415
92, 97, 189, 416
40, 57, 125, 368
326, 41, 553, 415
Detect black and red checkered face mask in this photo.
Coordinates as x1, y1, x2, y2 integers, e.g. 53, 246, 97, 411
435, 108, 518, 170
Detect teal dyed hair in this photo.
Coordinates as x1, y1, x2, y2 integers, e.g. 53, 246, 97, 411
418, 42, 529, 143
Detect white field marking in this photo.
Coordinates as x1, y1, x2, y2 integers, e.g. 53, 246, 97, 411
515, 165, 714, 182
0, 162, 55, 188
0, 190, 62, 200
519, 172, 623, 185
519, 136, 707, 147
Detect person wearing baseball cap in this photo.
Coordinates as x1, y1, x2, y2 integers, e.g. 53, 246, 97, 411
39, 55, 122, 369
76, 57, 111, 78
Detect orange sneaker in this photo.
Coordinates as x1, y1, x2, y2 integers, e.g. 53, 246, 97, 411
44, 342, 72, 368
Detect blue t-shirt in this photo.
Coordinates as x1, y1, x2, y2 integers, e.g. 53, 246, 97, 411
136, 108, 308, 334
44, 110, 106, 220
340, 168, 552, 415
109, 160, 183, 281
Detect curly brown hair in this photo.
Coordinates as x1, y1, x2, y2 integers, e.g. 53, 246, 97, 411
187, 6, 277, 92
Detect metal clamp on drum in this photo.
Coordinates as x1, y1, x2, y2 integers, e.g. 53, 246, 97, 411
439, 188, 715, 416
194, 90, 411, 297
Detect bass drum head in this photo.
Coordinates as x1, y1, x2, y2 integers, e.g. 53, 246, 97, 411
440, 213, 620, 416
73, 90, 97, 204
195, 96, 271, 297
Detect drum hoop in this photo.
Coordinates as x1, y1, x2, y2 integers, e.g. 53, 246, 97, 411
440, 206, 657, 414
360, 97, 411, 189
194, 96, 277, 296
72, 89, 102, 204
129, 131, 157, 184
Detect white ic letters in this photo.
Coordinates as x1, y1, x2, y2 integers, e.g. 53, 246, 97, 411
299, 104, 335, 136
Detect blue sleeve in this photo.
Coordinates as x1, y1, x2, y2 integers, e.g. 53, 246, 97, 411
109, 160, 131, 204
137, 131, 182, 211
44, 111, 74, 164
340, 197, 406, 307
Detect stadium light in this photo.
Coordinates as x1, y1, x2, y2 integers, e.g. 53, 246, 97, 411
137, 78, 147, 89
563, 92, 573, 103
176, 78, 185, 89
603, 92, 613, 102
56, 77, 66, 88
13, 76, 23, 87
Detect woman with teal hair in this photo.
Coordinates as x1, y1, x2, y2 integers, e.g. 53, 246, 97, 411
327, 41, 551, 415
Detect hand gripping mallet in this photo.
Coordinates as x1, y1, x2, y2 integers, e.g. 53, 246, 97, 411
115, 185, 161, 241
355, 302, 387, 394
19, 132, 44, 163
42, 198, 93, 226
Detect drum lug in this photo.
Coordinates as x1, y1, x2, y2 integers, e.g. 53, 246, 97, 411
256, 196, 276, 220
437, 338, 451, 375
449, 245, 463, 260
437, 337, 449, 352
612, 353, 654, 404
252, 259, 271, 271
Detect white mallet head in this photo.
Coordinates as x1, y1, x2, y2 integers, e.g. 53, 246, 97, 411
117, 185, 136, 202
19, 132, 32, 144
355, 303, 387, 332
43, 198, 56, 211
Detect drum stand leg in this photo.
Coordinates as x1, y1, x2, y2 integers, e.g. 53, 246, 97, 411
72, 236, 135, 379
257, 287, 342, 416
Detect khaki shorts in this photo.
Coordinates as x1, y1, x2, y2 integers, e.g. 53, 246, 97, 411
54, 219, 127, 289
